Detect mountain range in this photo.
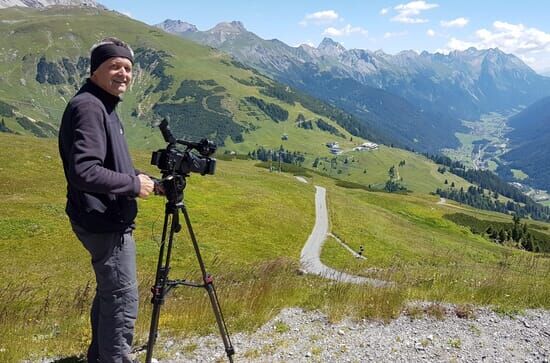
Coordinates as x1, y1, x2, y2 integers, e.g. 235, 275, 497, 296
159, 19, 550, 123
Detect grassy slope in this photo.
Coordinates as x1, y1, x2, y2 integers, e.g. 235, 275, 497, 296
1, 133, 549, 361
0, 133, 315, 360
308, 145, 472, 195
322, 186, 550, 306
0, 7, 361, 154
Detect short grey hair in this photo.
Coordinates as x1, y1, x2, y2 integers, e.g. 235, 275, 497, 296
90, 37, 134, 58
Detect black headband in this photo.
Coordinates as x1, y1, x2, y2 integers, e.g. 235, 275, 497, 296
90, 43, 134, 74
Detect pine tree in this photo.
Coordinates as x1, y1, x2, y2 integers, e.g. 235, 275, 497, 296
521, 234, 534, 251
312, 157, 319, 168
498, 229, 507, 243
388, 165, 396, 180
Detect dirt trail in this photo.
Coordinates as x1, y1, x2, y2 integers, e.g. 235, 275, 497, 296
299, 186, 390, 287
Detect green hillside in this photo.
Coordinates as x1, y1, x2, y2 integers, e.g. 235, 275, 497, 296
0, 7, 366, 152
0, 6, 477, 197
1, 133, 549, 362
503, 96, 550, 191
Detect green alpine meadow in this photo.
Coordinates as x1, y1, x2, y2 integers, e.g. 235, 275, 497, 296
0, 4, 549, 362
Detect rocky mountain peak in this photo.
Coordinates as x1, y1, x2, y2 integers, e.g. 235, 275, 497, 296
318, 37, 346, 56
209, 20, 247, 34
482, 48, 532, 73
449, 47, 479, 58
155, 19, 198, 34
0, 0, 104, 9
396, 50, 419, 58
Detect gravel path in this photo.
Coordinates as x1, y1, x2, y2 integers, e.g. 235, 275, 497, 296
299, 186, 388, 287
154, 304, 550, 363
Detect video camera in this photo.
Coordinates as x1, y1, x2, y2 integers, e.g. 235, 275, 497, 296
151, 118, 217, 177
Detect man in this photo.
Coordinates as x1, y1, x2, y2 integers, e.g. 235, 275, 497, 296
58, 37, 154, 362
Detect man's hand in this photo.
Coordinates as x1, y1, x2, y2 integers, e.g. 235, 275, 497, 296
137, 174, 154, 198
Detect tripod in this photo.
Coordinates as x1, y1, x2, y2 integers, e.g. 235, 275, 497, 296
145, 174, 234, 363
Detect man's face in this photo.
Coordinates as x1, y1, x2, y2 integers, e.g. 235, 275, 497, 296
91, 57, 133, 97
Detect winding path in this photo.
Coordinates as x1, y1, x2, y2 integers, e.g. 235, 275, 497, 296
299, 186, 390, 287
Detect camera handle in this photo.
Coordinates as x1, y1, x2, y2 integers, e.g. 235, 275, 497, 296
145, 177, 234, 363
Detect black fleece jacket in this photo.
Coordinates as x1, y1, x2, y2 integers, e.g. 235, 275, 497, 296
58, 79, 140, 233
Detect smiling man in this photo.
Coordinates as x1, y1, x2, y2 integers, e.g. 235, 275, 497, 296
58, 37, 154, 363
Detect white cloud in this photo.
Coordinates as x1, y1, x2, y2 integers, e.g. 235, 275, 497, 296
323, 24, 368, 37
427, 29, 436, 37
300, 10, 340, 26
440, 17, 469, 28
391, 1, 439, 24
380, 8, 389, 15
384, 31, 408, 39
443, 21, 550, 71
120, 10, 133, 18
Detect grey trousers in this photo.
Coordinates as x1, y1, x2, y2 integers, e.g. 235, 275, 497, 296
71, 223, 138, 363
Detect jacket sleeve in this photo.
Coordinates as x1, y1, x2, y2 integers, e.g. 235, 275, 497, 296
67, 101, 140, 196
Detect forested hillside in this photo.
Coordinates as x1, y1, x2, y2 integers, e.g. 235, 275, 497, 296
502, 96, 550, 191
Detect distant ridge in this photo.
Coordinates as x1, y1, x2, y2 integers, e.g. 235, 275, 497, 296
154, 19, 197, 34
0, 0, 104, 9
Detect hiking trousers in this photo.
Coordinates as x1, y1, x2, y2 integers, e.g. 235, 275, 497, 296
71, 222, 139, 363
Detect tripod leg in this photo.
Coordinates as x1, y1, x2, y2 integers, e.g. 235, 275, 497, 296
180, 205, 235, 361
146, 206, 179, 363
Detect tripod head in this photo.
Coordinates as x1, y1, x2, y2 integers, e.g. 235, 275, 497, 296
153, 174, 185, 205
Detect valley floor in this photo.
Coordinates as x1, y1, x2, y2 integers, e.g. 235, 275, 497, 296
145, 303, 550, 363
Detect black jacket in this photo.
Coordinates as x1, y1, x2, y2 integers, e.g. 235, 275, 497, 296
59, 79, 140, 233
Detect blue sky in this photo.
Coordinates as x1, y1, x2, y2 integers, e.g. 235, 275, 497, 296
99, 0, 550, 73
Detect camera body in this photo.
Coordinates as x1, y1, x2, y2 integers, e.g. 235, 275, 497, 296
151, 118, 217, 177
151, 146, 216, 176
